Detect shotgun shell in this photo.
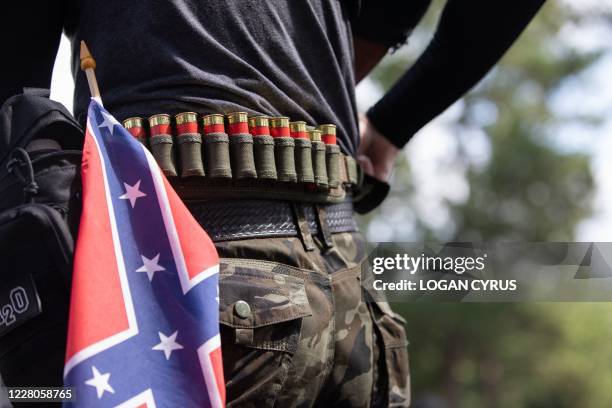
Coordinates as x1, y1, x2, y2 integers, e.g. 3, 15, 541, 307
308, 129, 322, 142
227, 112, 249, 135
226, 112, 256, 178
201, 114, 232, 179
309, 129, 328, 188
249, 115, 277, 180
320, 124, 340, 188
289, 121, 309, 140
148, 114, 172, 136
147, 114, 177, 177
249, 116, 271, 136
269, 116, 290, 138
123, 117, 147, 145
292, 121, 314, 183
202, 114, 226, 134
318, 124, 337, 145
175, 112, 205, 177
270, 116, 296, 182
175, 112, 198, 134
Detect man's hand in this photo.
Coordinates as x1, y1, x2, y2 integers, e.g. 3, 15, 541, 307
357, 114, 400, 182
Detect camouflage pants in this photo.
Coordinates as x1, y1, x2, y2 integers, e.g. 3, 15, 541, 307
216, 230, 410, 407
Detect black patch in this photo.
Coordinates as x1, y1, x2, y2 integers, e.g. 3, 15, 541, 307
0, 274, 42, 338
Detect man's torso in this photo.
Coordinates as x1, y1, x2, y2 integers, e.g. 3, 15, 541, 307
65, 0, 360, 156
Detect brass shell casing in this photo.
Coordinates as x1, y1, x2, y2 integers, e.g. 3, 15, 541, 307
308, 129, 322, 142
270, 116, 290, 129
249, 116, 269, 128
227, 112, 249, 124
123, 116, 144, 129
289, 121, 307, 133
175, 112, 198, 125
318, 124, 336, 135
202, 113, 225, 126
148, 114, 171, 127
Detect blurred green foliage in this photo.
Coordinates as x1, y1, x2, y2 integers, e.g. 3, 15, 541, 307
361, 1, 610, 406
395, 303, 612, 408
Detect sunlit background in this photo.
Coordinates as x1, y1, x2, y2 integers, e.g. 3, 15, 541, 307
50, 1, 612, 406
354, 0, 612, 244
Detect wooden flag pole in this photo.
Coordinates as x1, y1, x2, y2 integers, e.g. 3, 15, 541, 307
79, 41, 101, 99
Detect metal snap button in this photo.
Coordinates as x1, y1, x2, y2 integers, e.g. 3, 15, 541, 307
234, 300, 252, 319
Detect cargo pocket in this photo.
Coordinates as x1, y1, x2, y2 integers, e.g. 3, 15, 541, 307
369, 301, 411, 408
219, 259, 312, 407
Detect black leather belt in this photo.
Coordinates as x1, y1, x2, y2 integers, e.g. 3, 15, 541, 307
186, 198, 358, 242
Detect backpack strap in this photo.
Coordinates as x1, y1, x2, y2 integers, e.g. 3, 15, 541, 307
0, 89, 83, 171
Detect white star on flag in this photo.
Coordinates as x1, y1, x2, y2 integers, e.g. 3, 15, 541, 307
119, 180, 147, 208
84, 366, 115, 399
98, 110, 118, 135
136, 254, 165, 281
152, 330, 184, 360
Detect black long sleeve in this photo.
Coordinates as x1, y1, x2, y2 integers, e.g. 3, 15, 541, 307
366, 0, 545, 148
352, 0, 432, 50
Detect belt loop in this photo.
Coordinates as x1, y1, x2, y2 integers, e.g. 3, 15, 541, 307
316, 204, 335, 249
291, 203, 316, 251
235, 328, 254, 345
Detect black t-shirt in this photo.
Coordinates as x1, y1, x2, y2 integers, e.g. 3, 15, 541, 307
64, 0, 361, 156
3, 0, 544, 154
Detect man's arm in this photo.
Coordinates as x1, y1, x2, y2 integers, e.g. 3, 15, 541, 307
353, 0, 545, 180
1, 2, 64, 105
353, 0, 431, 84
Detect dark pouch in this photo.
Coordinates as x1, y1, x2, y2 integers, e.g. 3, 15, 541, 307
0, 89, 83, 387
274, 137, 297, 183
204, 132, 232, 179
311, 141, 328, 188
325, 144, 341, 188
150, 133, 178, 177
0, 204, 74, 387
177, 132, 205, 177
294, 138, 314, 183
229, 134, 257, 179
253, 135, 277, 180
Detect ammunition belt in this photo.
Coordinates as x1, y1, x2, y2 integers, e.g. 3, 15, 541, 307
186, 199, 358, 242
122, 112, 361, 204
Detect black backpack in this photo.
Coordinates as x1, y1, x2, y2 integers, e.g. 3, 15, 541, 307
0, 89, 83, 389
